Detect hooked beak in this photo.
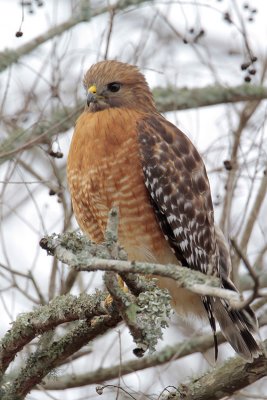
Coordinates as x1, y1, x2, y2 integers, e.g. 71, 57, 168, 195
86, 85, 107, 112
87, 92, 97, 107
87, 85, 98, 107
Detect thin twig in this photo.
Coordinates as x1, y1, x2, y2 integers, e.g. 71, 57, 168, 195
103, 6, 116, 60
230, 238, 260, 310
28, 271, 46, 305
239, 166, 267, 261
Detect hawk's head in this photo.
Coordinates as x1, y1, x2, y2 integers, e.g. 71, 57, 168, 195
83, 60, 156, 113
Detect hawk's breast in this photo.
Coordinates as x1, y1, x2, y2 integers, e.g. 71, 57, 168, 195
67, 108, 174, 264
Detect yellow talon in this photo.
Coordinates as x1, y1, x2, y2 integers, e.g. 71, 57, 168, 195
104, 275, 128, 308
104, 293, 114, 307
118, 275, 128, 292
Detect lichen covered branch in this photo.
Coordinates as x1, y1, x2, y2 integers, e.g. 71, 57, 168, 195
1, 312, 121, 400
40, 231, 242, 307
0, 291, 108, 378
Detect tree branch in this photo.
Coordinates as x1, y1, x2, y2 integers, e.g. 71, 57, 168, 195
1, 85, 267, 164
231, 238, 260, 309
42, 331, 225, 390
240, 272, 267, 292
0, 0, 151, 73
103, 270, 169, 356
154, 84, 267, 111
40, 231, 242, 307
0, 105, 82, 165
0, 209, 172, 398
0, 291, 108, 377
220, 100, 261, 237
238, 167, 267, 264
162, 343, 267, 400
1, 312, 121, 400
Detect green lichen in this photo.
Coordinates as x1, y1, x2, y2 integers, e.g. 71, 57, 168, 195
135, 286, 172, 353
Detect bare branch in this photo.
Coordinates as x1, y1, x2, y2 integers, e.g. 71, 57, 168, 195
1, 85, 267, 165
0, 0, 151, 73
162, 346, 267, 400
240, 272, 267, 292
220, 100, 261, 237
239, 167, 267, 261
42, 331, 226, 390
0, 105, 82, 165
231, 238, 260, 309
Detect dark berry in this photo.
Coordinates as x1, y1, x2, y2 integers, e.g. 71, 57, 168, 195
241, 62, 250, 70
223, 160, 232, 171
248, 68, 256, 75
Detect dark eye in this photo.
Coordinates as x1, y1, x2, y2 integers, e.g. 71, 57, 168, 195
107, 82, 121, 92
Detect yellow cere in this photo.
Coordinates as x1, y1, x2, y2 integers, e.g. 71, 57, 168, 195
88, 85, 97, 94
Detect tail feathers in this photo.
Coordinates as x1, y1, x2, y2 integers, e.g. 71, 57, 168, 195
213, 298, 261, 362
202, 296, 218, 360
222, 276, 258, 330
212, 226, 261, 361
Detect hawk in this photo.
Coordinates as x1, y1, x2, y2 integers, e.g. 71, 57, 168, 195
67, 60, 260, 361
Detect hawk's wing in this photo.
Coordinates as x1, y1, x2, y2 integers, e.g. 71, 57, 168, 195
137, 113, 260, 361
137, 113, 220, 358
137, 113, 219, 275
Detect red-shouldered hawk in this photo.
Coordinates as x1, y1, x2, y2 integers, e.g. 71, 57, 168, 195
67, 60, 260, 361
